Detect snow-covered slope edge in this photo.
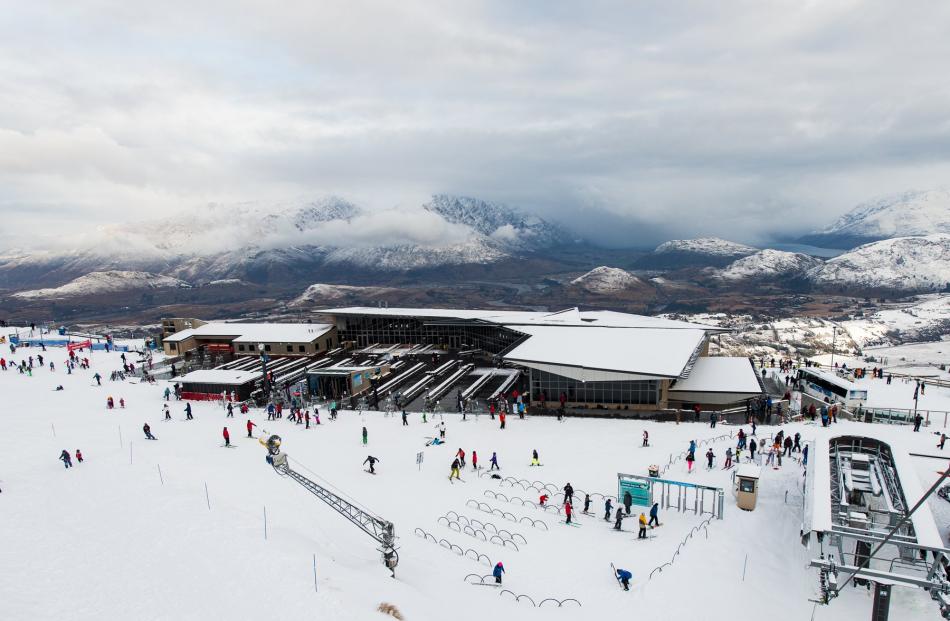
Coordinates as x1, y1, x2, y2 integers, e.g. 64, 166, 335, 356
12, 271, 188, 300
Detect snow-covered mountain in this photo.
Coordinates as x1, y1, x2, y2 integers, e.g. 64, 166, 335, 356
807, 234, 950, 292
801, 189, 950, 249
0, 195, 568, 290
12, 271, 188, 300
717, 250, 823, 281
636, 237, 758, 269
289, 283, 397, 307
569, 266, 646, 294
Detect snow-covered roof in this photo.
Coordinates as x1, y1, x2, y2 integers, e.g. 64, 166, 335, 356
669, 357, 762, 394
165, 322, 333, 344
323, 306, 722, 331
735, 464, 761, 480
179, 369, 260, 385
502, 325, 707, 380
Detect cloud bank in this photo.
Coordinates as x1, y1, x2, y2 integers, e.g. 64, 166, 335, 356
2, 1, 950, 248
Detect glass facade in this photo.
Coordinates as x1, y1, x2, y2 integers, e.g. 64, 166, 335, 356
531, 369, 659, 406
337, 316, 525, 354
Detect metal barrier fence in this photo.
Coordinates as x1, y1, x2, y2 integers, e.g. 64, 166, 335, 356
648, 515, 715, 581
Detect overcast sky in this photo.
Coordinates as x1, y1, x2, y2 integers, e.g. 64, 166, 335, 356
2, 0, 950, 249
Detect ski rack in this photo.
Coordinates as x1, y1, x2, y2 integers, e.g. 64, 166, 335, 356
264, 440, 398, 576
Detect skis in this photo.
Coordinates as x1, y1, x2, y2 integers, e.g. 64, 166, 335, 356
470, 582, 501, 588
365, 470, 377, 475
560, 520, 581, 527
220, 444, 236, 448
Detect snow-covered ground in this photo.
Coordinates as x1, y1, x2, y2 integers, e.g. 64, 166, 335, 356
11, 271, 188, 300
0, 338, 947, 620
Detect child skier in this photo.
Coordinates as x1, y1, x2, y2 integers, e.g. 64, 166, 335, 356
564, 500, 573, 524
246, 419, 256, 438
223, 427, 230, 447
472, 450, 478, 471
686, 451, 695, 472
531, 449, 540, 466
164, 404, 171, 421
75, 449, 83, 464
489, 452, 500, 470
604, 498, 613, 521
616, 568, 632, 591
638, 512, 648, 539
583, 493, 591, 514
493, 562, 505, 584
185, 403, 193, 420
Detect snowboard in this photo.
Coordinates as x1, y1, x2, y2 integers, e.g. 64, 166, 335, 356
365, 470, 377, 475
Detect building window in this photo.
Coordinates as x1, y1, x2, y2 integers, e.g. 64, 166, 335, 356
238, 344, 245, 351
169, 343, 177, 351
298, 345, 306, 353
286, 345, 293, 353
264, 344, 271, 352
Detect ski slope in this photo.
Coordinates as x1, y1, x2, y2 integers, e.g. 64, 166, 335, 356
0, 342, 946, 620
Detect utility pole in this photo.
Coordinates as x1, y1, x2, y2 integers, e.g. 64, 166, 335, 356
830, 326, 837, 369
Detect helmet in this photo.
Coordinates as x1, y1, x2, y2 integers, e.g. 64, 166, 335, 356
266, 434, 282, 455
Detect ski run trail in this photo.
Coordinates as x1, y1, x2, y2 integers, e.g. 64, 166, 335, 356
0, 337, 947, 620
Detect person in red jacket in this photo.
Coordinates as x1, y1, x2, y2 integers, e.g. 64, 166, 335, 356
75, 449, 84, 464
223, 427, 230, 447
471, 450, 478, 471
246, 420, 256, 438
564, 500, 573, 524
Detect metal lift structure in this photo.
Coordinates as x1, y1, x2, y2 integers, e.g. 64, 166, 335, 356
261, 435, 399, 576
802, 434, 950, 620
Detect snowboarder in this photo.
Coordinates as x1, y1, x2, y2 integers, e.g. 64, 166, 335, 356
604, 498, 613, 521
364, 455, 379, 474
648, 502, 660, 527
531, 449, 540, 467
362, 426, 368, 446
185, 403, 193, 420
563, 482, 574, 505
143, 423, 156, 440
616, 568, 632, 591
489, 451, 500, 471
247, 419, 256, 438
492, 562, 505, 584
638, 512, 648, 539
76, 449, 83, 464
59, 450, 72, 468
449, 458, 461, 481
564, 500, 573, 524
223, 427, 230, 447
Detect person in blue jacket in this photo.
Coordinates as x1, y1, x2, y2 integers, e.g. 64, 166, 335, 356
493, 561, 505, 584
616, 568, 632, 590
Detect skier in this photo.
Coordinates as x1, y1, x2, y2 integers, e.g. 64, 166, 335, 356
563, 482, 574, 505
107, 396, 114, 409
402, 410, 408, 426
163, 404, 171, 421
164, 387, 171, 401
492, 562, 505, 584
803, 444, 809, 466
143, 423, 156, 440
793, 432, 801, 452
749, 439, 757, 462
455, 448, 466, 468
564, 500, 573, 525
362, 426, 368, 446
939, 433, 947, 450
246, 419, 256, 438
60, 450, 72, 469
185, 403, 193, 420
472, 450, 478, 471
449, 458, 461, 481
93, 372, 101, 385
363, 455, 379, 474
686, 450, 695, 473
226, 402, 233, 418
539, 493, 549, 506
614, 507, 624, 530
223, 427, 230, 447
119, 398, 125, 409
913, 413, 923, 432
531, 449, 540, 467
604, 498, 613, 521
783, 435, 793, 456
489, 451, 500, 471
638, 512, 648, 539
305, 411, 310, 429
648, 502, 660, 527
616, 567, 632, 591
583, 493, 591, 514
499, 412, 506, 429
642, 430, 649, 447
439, 422, 446, 439
623, 490, 633, 515
76, 449, 83, 464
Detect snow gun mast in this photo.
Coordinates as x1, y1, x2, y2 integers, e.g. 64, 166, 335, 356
262, 434, 399, 576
